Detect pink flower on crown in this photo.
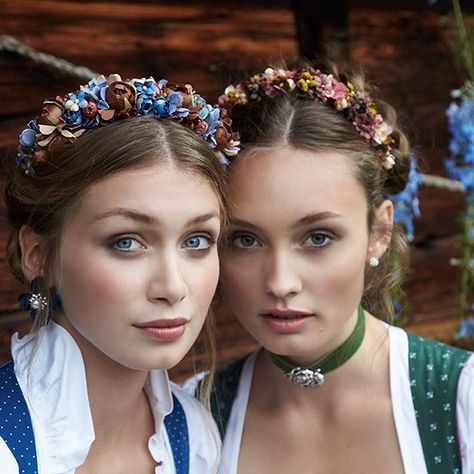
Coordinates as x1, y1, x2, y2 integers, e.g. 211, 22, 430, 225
332, 80, 349, 101
315, 74, 349, 103
219, 85, 248, 107
187, 114, 209, 135
373, 119, 393, 145
263, 68, 297, 93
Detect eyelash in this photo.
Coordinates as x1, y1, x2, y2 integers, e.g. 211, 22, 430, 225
229, 233, 261, 250
229, 230, 336, 250
302, 231, 335, 248
111, 236, 143, 253
181, 234, 216, 251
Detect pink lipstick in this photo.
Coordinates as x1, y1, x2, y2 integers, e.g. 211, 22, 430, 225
259, 309, 314, 334
134, 318, 188, 341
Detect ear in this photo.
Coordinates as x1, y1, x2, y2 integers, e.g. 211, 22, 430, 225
367, 199, 393, 261
19, 225, 44, 281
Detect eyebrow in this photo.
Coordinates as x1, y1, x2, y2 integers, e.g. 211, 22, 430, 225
294, 212, 343, 228
229, 212, 342, 231
93, 208, 220, 227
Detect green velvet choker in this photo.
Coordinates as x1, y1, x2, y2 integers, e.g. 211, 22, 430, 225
265, 306, 366, 388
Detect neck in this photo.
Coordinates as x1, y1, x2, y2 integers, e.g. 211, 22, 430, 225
55, 316, 154, 443
82, 348, 151, 440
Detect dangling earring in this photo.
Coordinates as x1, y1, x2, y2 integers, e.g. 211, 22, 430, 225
369, 256, 380, 268
18, 276, 62, 322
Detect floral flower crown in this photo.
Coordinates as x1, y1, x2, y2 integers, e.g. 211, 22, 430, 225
218, 67, 396, 170
17, 74, 240, 176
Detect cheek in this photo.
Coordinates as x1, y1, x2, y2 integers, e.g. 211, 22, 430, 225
58, 253, 140, 312
312, 251, 366, 297
189, 253, 220, 308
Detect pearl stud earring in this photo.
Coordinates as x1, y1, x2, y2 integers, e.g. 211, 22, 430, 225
369, 256, 380, 268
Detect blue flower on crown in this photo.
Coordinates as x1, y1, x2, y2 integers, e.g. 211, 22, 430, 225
392, 154, 422, 241
134, 77, 161, 115
82, 76, 109, 104
19, 124, 37, 148
63, 91, 96, 129
200, 104, 221, 141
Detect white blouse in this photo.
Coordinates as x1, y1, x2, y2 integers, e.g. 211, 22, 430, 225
0, 321, 220, 474
214, 325, 474, 474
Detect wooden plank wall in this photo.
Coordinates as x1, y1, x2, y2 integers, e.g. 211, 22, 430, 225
0, 0, 471, 380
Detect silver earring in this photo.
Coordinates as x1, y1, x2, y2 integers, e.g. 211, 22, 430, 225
369, 256, 379, 268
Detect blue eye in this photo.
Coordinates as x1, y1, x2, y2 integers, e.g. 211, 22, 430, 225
304, 232, 332, 248
112, 237, 141, 251
183, 235, 212, 250
231, 234, 259, 249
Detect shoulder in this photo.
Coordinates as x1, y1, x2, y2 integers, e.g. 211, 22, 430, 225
170, 382, 221, 472
454, 351, 474, 469
388, 325, 473, 364
0, 362, 33, 470
457, 353, 474, 412
405, 331, 473, 369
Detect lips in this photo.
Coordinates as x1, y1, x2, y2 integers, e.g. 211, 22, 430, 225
259, 309, 314, 333
135, 317, 188, 328
259, 309, 314, 319
134, 318, 188, 341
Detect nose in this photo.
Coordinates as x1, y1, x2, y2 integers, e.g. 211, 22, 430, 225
148, 249, 187, 305
264, 250, 302, 299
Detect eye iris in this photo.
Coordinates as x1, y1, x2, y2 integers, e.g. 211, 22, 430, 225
240, 236, 255, 247
311, 234, 326, 245
116, 238, 133, 249
186, 237, 201, 248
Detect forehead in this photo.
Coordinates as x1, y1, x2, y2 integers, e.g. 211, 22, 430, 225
73, 162, 221, 223
227, 147, 366, 221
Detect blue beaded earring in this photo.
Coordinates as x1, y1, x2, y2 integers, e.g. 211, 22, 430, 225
18, 276, 62, 322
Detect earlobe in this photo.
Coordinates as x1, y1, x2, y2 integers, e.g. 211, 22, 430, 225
368, 199, 394, 260
19, 225, 44, 281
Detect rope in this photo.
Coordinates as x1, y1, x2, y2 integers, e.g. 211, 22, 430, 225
0, 35, 99, 80
421, 174, 464, 192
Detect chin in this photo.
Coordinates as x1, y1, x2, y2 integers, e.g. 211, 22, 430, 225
154, 343, 195, 370
125, 356, 182, 372
118, 344, 190, 372
260, 334, 310, 357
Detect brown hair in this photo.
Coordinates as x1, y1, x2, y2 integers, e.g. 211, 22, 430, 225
226, 68, 411, 322
5, 116, 226, 401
